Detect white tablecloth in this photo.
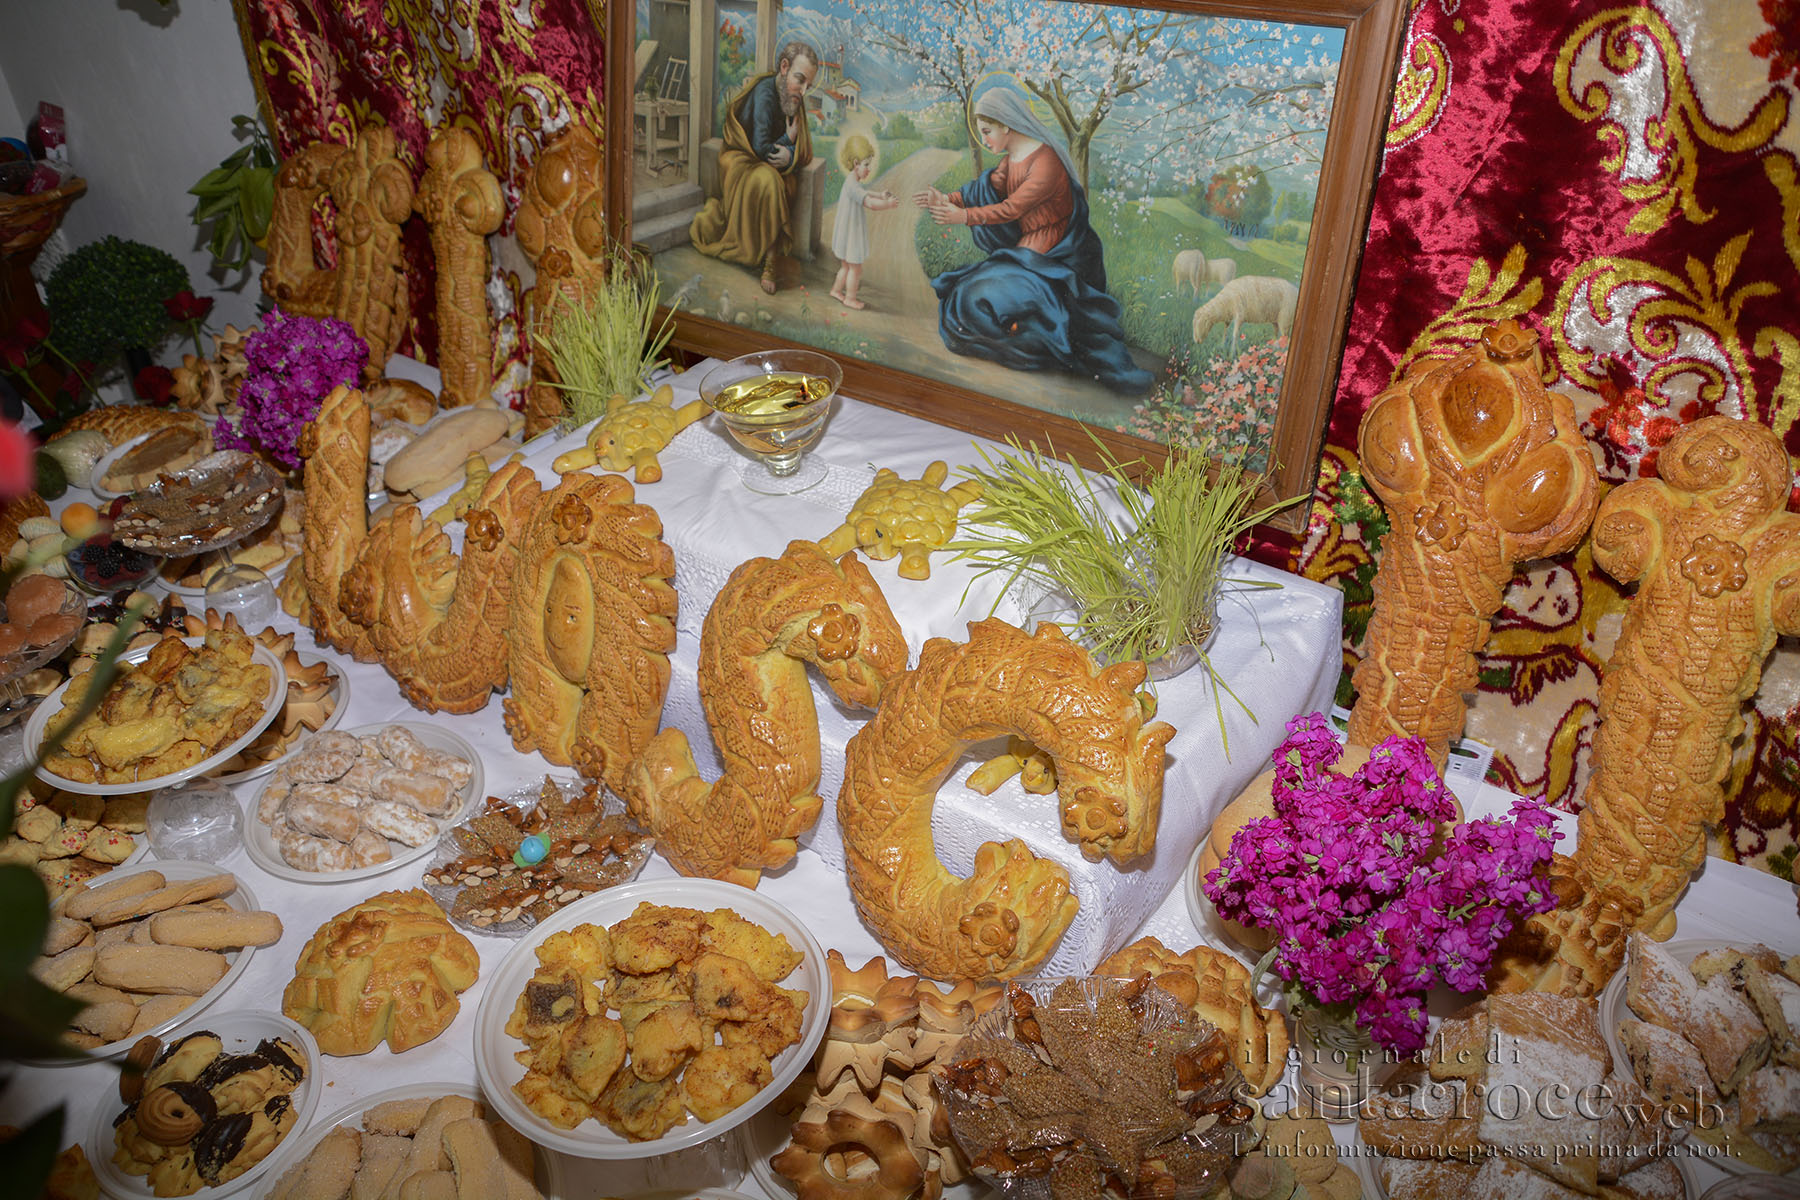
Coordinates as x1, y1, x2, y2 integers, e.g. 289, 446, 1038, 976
3, 365, 1785, 1197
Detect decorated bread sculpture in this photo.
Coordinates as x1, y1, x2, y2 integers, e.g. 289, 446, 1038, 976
1095, 935, 1290, 1097
817, 461, 983, 581
282, 889, 479, 1056
262, 142, 345, 312
515, 126, 607, 437
297, 384, 379, 661
1495, 417, 1800, 997
415, 127, 503, 408
263, 128, 414, 379
1351, 319, 1598, 762
337, 463, 543, 713
550, 382, 707, 484
838, 618, 1175, 980
504, 473, 678, 793
47, 406, 208, 449
624, 540, 907, 887
771, 951, 996, 1200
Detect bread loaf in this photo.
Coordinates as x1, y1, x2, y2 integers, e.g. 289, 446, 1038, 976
382, 410, 508, 494
282, 890, 479, 1055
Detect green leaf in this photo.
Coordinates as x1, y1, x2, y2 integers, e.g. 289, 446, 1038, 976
0, 1106, 65, 1199
240, 171, 275, 241
0, 864, 50, 975
189, 165, 240, 195
193, 190, 239, 222
0, 974, 88, 1061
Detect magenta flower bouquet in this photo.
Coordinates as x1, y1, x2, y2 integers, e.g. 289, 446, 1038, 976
1203, 712, 1561, 1055
214, 308, 366, 469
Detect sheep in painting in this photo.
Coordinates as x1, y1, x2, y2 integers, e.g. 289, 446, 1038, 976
1191, 275, 1299, 354
1173, 248, 1207, 297
1203, 256, 1238, 288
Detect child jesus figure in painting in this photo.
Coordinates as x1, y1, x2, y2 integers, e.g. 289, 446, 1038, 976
830, 134, 896, 310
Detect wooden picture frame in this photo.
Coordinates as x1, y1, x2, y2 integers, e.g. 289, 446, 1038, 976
606, 0, 1405, 531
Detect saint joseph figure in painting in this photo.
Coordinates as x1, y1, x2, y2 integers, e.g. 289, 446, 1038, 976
689, 41, 819, 294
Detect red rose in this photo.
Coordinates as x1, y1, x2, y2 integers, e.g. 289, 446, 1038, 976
17, 315, 49, 343
163, 290, 214, 323
134, 364, 176, 404
0, 419, 35, 500
0, 339, 25, 370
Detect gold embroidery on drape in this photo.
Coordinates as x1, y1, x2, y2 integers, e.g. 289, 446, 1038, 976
1393, 245, 1543, 378
1556, 7, 1790, 235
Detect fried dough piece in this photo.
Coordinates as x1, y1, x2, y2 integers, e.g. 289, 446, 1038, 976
682, 1042, 775, 1123
610, 903, 705, 974
513, 1070, 593, 1130
605, 966, 691, 1013
596, 1068, 687, 1141
533, 924, 612, 988
505, 968, 592, 1044
629, 1002, 708, 1081
693, 950, 794, 1022
718, 986, 806, 1059
702, 908, 802, 981
562, 1013, 628, 1102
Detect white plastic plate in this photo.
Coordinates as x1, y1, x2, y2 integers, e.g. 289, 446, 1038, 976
474, 878, 829, 1159
26, 638, 286, 795
258, 1082, 564, 1199
88, 1010, 320, 1199
242, 722, 484, 884
31, 860, 263, 1065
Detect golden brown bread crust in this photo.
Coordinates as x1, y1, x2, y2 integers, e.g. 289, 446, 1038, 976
623, 540, 907, 887
282, 889, 479, 1055
415, 128, 502, 410
49, 407, 206, 448
1350, 319, 1599, 763
514, 127, 606, 438
298, 384, 378, 660
503, 473, 677, 792
837, 619, 1175, 981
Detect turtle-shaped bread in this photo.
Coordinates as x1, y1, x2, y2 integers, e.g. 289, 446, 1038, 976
817, 461, 982, 580
550, 382, 706, 484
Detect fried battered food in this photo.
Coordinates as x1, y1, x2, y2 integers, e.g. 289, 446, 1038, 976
630, 1002, 707, 1081
596, 1069, 687, 1141
610, 903, 705, 974
702, 908, 803, 981
508, 903, 809, 1141
561, 1014, 628, 1101
681, 1043, 774, 1122
45, 629, 272, 785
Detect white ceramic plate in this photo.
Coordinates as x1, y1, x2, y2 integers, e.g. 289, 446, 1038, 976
209, 654, 349, 788
26, 638, 286, 795
242, 722, 484, 884
1600, 938, 1800, 1178
32, 860, 263, 1066
474, 878, 830, 1160
87, 1010, 320, 1200
258, 1082, 564, 1199
87, 433, 155, 500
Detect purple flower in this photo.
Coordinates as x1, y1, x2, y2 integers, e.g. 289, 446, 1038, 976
214, 308, 367, 468
1203, 712, 1563, 1055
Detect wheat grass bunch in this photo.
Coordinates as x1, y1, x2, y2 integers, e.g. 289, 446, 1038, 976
533, 245, 677, 426
949, 437, 1285, 728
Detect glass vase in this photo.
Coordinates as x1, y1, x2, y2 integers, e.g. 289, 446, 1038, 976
1293, 1005, 1390, 1124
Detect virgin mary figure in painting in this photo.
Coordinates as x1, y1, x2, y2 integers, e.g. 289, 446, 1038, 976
913, 81, 1152, 394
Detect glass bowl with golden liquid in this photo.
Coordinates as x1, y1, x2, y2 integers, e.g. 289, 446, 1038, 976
698, 349, 842, 494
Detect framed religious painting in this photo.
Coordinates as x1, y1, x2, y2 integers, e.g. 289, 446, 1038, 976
604, 0, 1406, 530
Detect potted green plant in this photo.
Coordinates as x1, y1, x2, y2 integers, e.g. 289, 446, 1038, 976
187, 114, 278, 274
43, 235, 189, 377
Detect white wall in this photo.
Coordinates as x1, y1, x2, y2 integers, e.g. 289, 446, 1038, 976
0, 0, 263, 331
0, 58, 22, 142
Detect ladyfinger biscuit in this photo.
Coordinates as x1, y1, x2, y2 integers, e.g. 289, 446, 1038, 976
94, 921, 138, 950
66, 981, 135, 1007
87, 873, 237, 926
361, 1095, 436, 1136
149, 908, 283, 950
32, 944, 95, 992
130, 994, 199, 1036
71, 999, 137, 1042
92, 943, 228, 995
62, 869, 165, 920
43, 915, 93, 956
